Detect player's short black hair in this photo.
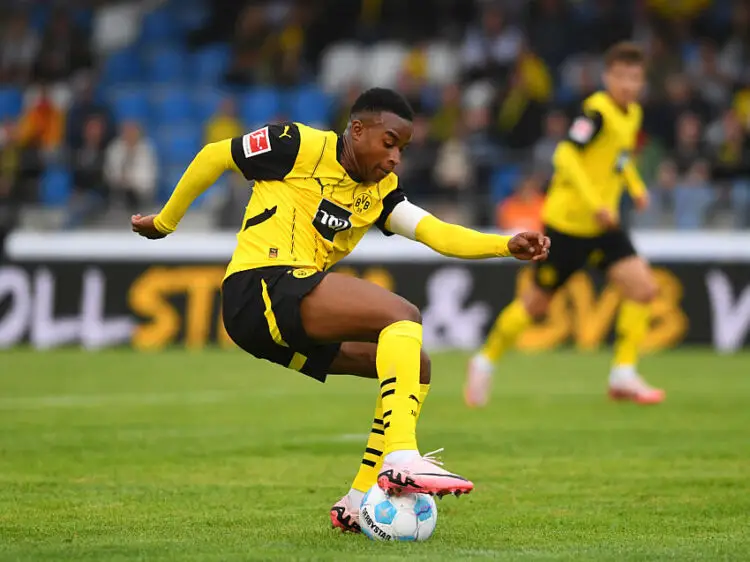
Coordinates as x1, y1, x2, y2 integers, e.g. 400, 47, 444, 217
350, 88, 414, 122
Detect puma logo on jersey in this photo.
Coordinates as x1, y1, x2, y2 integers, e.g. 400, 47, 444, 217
280, 125, 292, 139
313, 199, 353, 242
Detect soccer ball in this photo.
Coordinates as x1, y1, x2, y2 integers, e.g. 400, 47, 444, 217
359, 484, 438, 541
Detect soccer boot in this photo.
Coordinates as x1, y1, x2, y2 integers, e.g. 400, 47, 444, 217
464, 355, 493, 408
330, 494, 361, 533
608, 374, 665, 404
377, 448, 474, 498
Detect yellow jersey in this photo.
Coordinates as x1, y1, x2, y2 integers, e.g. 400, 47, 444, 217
226, 122, 403, 279
542, 91, 644, 237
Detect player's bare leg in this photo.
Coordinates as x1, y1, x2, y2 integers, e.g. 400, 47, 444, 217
607, 256, 664, 404
466, 284, 551, 407
328, 343, 430, 533
301, 273, 473, 499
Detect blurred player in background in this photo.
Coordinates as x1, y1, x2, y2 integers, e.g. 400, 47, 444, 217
132, 88, 550, 532
466, 42, 665, 408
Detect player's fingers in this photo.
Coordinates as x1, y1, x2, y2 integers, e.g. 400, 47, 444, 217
543, 236, 551, 249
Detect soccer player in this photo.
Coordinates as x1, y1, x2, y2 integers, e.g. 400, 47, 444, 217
466, 42, 665, 408
132, 88, 550, 533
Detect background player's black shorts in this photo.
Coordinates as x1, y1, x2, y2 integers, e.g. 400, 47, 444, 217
221, 266, 341, 383
533, 225, 637, 293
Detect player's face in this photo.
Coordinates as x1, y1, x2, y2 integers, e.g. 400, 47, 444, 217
352, 112, 413, 183
604, 62, 645, 107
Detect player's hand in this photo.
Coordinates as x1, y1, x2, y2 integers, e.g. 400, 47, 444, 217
508, 232, 551, 262
131, 214, 167, 239
595, 209, 618, 229
633, 193, 650, 212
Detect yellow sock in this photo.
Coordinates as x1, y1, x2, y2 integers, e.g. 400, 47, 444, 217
377, 320, 422, 455
352, 395, 385, 493
351, 382, 430, 493
613, 300, 651, 368
480, 299, 532, 363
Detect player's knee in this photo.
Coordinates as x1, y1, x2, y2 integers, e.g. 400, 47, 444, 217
386, 301, 422, 326
630, 280, 658, 304
523, 290, 550, 319
419, 351, 431, 385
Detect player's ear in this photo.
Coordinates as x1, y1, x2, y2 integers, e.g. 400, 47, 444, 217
350, 119, 364, 141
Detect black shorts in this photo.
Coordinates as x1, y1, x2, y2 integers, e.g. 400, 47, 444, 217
534, 225, 637, 293
221, 266, 341, 382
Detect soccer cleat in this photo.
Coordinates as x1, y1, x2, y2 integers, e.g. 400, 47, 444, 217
377, 448, 474, 498
608, 374, 665, 405
330, 495, 361, 533
464, 355, 493, 408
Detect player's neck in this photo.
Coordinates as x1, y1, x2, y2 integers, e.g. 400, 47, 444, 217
604, 90, 629, 113
338, 133, 364, 183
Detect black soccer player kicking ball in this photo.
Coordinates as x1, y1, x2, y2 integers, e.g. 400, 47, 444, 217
132, 87, 550, 533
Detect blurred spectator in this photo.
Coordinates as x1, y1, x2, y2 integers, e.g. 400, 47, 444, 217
645, 73, 710, 148
461, 5, 523, 85
16, 85, 65, 200
104, 121, 158, 214
525, 0, 573, 74
558, 50, 602, 107
204, 97, 243, 145
685, 39, 732, 109
33, 9, 93, 85
644, 33, 683, 103
65, 75, 115, 151
532, 109, 568, 181
0, 119, 20, 256
495, 173, 545, 233
63, 115, 109, 230
0, 11, 39, 86
430, 84, 463, 143
491, 45, 553, 150
267, 2, 311, 86
709, 110, 750, 228
667, 112, 714, 229
396, 115, 438, 201
718, 1, 750, 85
433, 121, 475, 196
225, 4, 272, 86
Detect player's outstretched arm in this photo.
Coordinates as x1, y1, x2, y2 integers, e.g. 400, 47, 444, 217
131, 139, 239, 239
384, 200, 550, 261
623, 160, 649, 211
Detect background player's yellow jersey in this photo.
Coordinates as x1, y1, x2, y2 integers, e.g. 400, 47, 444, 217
226, 123, 403, 279
542, 91, 643, 237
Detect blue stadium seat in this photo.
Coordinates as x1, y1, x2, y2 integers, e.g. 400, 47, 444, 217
145, 47, 188, 84
40, 167, 72, 206
171, 0, 210, 33
286, 87, 333, 127
101, 48, 144, 86
192, 44, 231, 84
155, 125, 202, 166
0, 88, 23, 119
193, 88, 226, 122
110, 87, 150, 123
140, 8, 181, 45
150, 87, 195, 125
490, 166, 522, 205
240, 88, 281, 129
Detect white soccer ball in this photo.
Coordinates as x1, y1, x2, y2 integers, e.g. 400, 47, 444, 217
359, 484, 438, 541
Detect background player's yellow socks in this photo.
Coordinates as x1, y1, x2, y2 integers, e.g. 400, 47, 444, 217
351, 382, 430, 495
479, 299, 532, 363
613, 300, 651, 370
376, 320, 422, 457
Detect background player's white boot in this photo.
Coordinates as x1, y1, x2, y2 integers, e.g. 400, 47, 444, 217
608, 366, 665, 404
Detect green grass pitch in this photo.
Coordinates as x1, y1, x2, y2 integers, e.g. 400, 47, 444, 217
1, 348, 749, 561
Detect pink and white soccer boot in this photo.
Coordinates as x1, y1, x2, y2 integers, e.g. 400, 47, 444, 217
377, 448, 474, 498
330, 494, 361, 533
608, 372, 665, 405
464, 355, 493, 408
